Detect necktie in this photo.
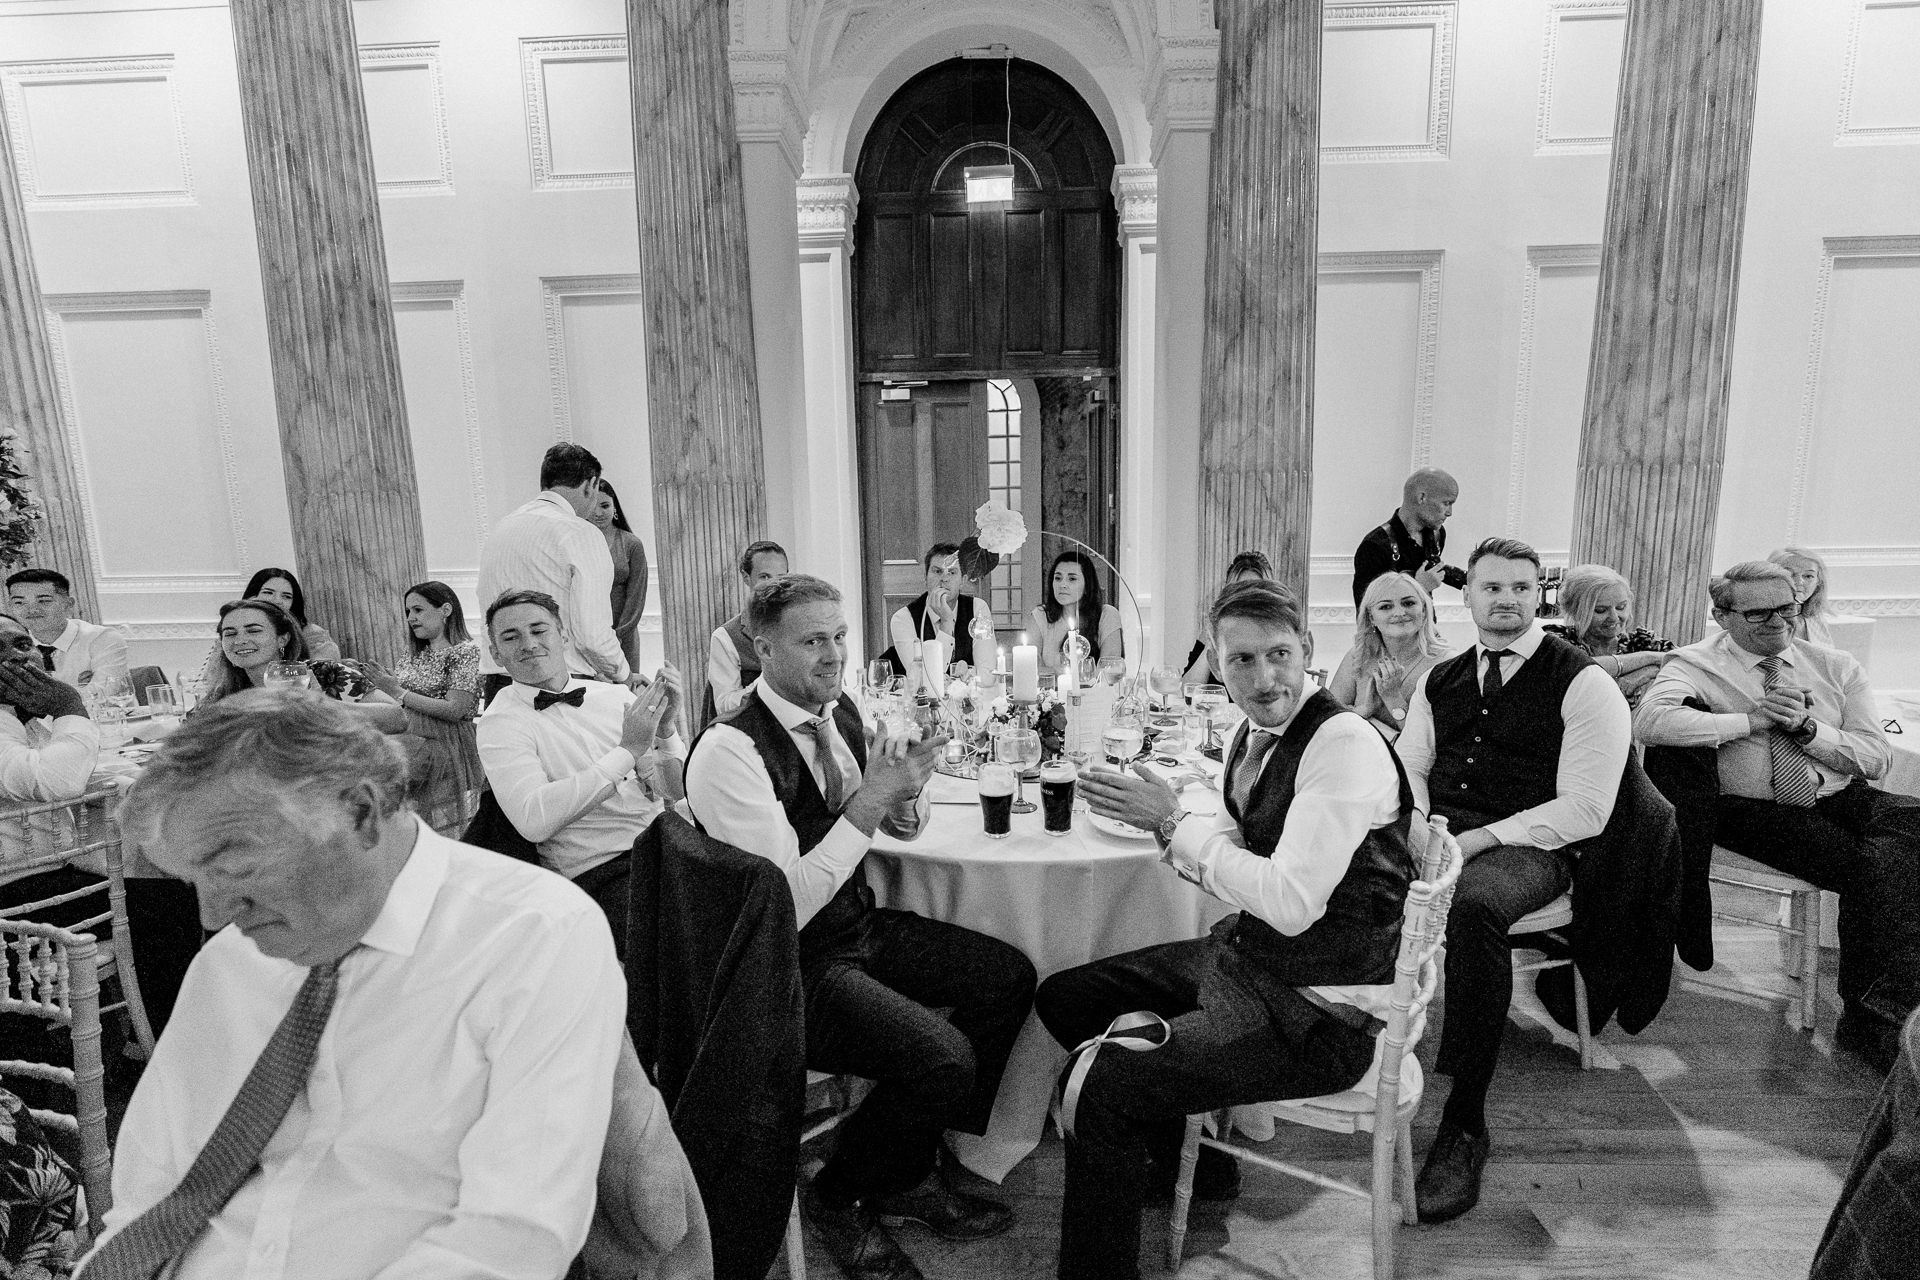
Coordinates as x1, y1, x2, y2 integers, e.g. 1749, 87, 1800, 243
82, 960, 343, 1280
36, 645, 56, 672
1482, 649, 1506, 699
795, 717, 847, 814
1758, 656, 1819, 807
1230, 729, 1278, 814
533, 686, 587, 712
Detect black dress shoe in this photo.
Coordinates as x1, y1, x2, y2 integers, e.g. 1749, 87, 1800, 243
870, 1166, 1015, 1241
1415, 1120, 1491, 1224
1145, 1142, 1242, 1204
801, 1184, 927, 1280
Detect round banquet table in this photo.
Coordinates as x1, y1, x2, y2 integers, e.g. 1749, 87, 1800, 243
1880, 693, 1920, 798
867, 760, 1232, 1182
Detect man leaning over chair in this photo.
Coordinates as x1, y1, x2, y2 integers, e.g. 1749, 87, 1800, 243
1636, 559, 1920, 1071
1395, 536, 1631, 1223
1034, 578, 1416, 1280
685, 573, 1035, 1280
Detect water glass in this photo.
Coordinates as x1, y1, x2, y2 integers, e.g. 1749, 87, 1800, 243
264, 660, 311, 691
1102, 712, 1145, 766
1148, 666, 1183, 710
995, 727, 1041, 814
1191, 684, 1229, 750
96, 701, 129, 748
146, 685, 181, 730
1097, 656, 1126, 687
866, 658, 893, 693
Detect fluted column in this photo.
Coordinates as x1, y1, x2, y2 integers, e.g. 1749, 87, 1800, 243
0, 109, 99, 620
1571, 0, 1763, 644
229, 0, 427, 664
1196, 0, 1320, 598
628, 0, 767, 727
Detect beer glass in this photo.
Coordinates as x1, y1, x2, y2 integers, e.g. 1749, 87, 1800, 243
977, 762, 1015, 838
1039, 759, 1077, 835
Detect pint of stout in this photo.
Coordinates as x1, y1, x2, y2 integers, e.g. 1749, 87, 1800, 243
977, 762, 1016, 838
1039, 759, 1077, 835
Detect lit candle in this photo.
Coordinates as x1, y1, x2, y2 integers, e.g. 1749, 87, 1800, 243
1012, 643, 1040, 701
997, 645, 1008, 675
1058, 671, 1074, 697
920, 637, 947, 694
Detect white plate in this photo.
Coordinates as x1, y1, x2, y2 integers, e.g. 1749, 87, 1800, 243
1088, 811, 1155, 841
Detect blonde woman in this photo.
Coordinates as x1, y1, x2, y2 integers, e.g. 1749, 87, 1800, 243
1544, 564, 1671, 702
1768, 546, 1835, 648
1329, 571, 1449, 737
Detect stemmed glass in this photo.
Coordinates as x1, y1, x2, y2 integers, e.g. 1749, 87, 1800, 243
1148, 666, 1183, 711
1191, 683, 1229, 751
996, 727, 1041, 815
866, 658, 893, 694
1097, 656, 1126, 687
264, 660, 311, 691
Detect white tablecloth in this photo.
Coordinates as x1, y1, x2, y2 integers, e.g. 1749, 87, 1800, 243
1881, 693, 1920, 798
867, 763, 1231, 1181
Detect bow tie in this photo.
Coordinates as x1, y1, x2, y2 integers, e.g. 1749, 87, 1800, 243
533, 687, 587, 712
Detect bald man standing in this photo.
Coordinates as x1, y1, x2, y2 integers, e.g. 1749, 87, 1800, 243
1353, 468, 1467, 606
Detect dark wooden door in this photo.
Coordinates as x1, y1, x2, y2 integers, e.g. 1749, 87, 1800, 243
856, 381, 990, 654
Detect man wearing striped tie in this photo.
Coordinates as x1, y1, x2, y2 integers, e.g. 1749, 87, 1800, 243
1637, 559, 1920, 1072
79, 689, 630, 1278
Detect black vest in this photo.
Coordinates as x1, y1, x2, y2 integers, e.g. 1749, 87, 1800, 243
903, 592, 979, 669
700, 612, 762, 723
1222, 689, 1416, 987
1425, 632, 1592, 830
704, 688, 872, 963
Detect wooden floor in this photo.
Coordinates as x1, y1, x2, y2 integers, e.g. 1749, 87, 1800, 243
779, 905, 1879, 1280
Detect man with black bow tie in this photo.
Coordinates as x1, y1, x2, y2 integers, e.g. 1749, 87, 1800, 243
476, 588, 683, 952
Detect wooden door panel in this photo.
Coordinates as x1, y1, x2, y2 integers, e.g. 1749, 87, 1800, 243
1061, 208, 1106, 356
1003, 209, 1047, 355
869, 215, 920, 359
928, 213, 973, 358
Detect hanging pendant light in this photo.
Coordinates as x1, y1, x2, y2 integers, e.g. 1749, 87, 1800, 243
963, 49, 1015, 206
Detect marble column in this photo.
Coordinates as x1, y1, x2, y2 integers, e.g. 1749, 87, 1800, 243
229, 0, 427, 665
0, 109, 99, 620
795, 175, 866, 649
1196, 0, 1320, 599
1570, 0, 1764, 645
627, 0, 767, 727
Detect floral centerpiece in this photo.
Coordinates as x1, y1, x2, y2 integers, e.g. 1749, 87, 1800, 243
982, 687, 1069, 759
0, 427, 46, 569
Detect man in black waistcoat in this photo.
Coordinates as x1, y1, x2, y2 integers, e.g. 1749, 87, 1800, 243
685, 574, 1036, 1280
1396, 536, 1631, 1222
880, 543, 982, 679
1036, 579, 1416, 1280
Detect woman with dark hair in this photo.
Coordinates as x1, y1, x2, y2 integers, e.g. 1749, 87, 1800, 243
202, 598, 404, 732
365, 581, 483, 828
241, 567, 341, 661
1183, 550, 1272, 684
1029, 548, 1122, 677
584, 479, 651, 671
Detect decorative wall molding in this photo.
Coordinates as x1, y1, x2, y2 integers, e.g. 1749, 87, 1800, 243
1505, 243, 1603, 535
1837, 0, 1920, 147
1787, 234, 1920, 541
1145, 34, 1219, 153
1322, 2, 1456, 164
390, 279, 489, 548
728, 48, 805, 175
795, 172, 858, 253
40, 288, 248, 590
1829, 597, 1920, 619
539, 274, 645, 441
1534, 0, 1627, 155
1318, 249, 1445, 466
1110, 164, 1157, 239
1810, 546, 1920, 569
0, 55, 194, 209
1308, 548, 1567, 579
97, 574, 247, 597
359, 42, 455, 197
520, 35, 632, 191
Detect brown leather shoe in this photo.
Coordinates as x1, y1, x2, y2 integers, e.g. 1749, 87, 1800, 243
801, 1183, 927, 1280
870, 1166, 1015, 1241
1415, 1120, 1491, 1224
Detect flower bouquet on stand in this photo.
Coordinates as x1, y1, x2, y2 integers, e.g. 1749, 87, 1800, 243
0, 426, 46, 570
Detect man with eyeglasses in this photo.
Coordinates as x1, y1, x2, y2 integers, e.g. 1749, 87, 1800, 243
1637, 560, 1920, 1070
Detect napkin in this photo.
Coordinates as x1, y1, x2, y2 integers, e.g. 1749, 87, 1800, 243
927, 772, 979, 806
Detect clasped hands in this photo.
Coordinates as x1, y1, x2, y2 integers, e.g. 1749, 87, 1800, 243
618, 663, 685, 756
845, 720, 949, 835
1748, 686, 1814, 737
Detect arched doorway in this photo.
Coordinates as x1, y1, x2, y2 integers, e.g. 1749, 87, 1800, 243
852, 57, 1121, 654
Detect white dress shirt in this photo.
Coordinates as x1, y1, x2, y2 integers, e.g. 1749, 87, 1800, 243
889, 598, 954, 666
88, 822, 624, 1280
477, 492, 629, 682
1633, 630, 1888, 800
476, 678, 684, 879
1397, 623, 1632, 850
45, 617, 128, 691
685, 678, 927, 928
1161, 701, 1403, 1014
707, 624, 750, 717
0, 709, 101, 885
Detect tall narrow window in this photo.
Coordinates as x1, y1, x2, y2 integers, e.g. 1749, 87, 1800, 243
986, 378, 1023, 627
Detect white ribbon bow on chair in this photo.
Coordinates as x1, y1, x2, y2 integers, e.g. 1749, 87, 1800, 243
1059, 1010, 1172, 1139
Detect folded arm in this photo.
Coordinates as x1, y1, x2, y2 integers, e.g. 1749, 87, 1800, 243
1484, 665, 1630, 850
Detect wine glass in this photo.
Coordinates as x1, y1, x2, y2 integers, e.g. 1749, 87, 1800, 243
1102, 710, 1145, 765
1097, 656, 1126, 687
866, 657, 893, 693
264, 660, 311, 691
1192, 683, 1229, 751
1148, 665, 1182, 710
996, 727, 1041, 814
969, 612, 996, 653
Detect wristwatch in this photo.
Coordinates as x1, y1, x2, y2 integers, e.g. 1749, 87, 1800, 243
1156, 808, 1191, 847
1791, 717, 1819, 745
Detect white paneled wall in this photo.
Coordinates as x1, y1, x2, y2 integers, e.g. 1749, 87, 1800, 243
1505, 247, 1599, 554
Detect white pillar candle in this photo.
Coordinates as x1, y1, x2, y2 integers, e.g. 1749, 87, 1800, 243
1012, 644, 1040, 701
1058, 670, 1074, 697
920, 637, 947, 694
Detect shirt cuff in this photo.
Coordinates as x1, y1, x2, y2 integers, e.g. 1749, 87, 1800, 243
1719, 712, 1755, 742
654, 732, 687, 762
596, 748, 636, 783
1484, 816, 1528, 848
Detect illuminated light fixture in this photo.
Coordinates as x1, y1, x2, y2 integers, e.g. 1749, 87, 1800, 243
964, 163, 1015, 204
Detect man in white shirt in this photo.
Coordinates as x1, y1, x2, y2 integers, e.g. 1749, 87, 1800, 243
705, 539, 787, 720
6, 568, 128, 693
1636, 559, 1920, 1068
1395, 536, 1630, 1223
685, 575, 1034, 1280
1041, 579, 1414, 1280
476, 589, 684, 957
476, 442, 636, 701
0, 611, 100, 906
882, 543, 983, 678
81, 689, 626, 1279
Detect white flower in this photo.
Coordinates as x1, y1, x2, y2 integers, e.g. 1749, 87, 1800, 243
974, 500, 1029, 554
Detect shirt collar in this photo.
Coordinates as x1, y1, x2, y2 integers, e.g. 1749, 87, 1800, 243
48, 619, 79, 652
505, 675, 590, 705
1479, 621, 1545, 660
533, 491, 578, 516
754, 676, 835, 730
357, 818, 446, 958
1723, 630, 1794, 672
